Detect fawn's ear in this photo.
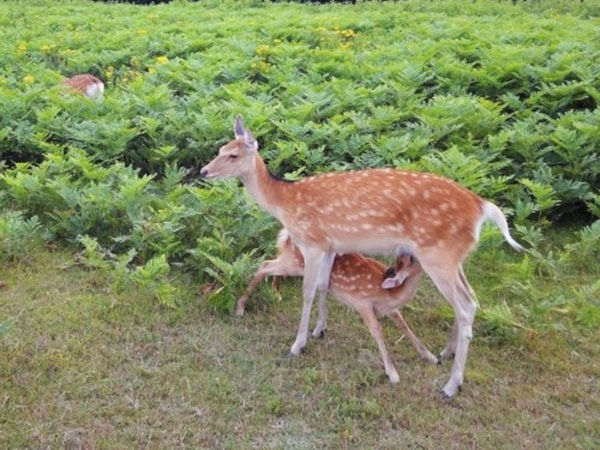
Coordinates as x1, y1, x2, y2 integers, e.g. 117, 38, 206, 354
381, 265, 408, 289
234, 115, 245, 138
382, 275, 406, 289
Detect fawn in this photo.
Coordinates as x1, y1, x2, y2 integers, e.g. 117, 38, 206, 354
237, 228, 438, 383
61, 74, 104, 100
201, 116, 523, 397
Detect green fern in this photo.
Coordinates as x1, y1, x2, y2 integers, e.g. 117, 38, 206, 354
191, 248, 258, 315
0, 211, 45, 263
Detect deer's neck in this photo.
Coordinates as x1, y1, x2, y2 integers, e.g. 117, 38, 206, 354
241, 155, 291, 219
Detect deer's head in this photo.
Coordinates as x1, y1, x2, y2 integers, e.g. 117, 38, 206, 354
381, 253, 422, 289
200, 116, 258, 180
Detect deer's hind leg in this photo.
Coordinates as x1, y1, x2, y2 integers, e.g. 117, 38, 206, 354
389, 310, 439, 365
236, 260, 275, 316
420, 256, 477, 398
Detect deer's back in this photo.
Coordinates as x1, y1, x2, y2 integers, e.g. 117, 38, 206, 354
281, 168, 483, 253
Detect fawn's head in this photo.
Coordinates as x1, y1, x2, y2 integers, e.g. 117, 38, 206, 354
381, 253, 422, 289
200, 116, 257, 180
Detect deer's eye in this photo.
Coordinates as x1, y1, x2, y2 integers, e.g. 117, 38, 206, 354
228, 154, 238, 160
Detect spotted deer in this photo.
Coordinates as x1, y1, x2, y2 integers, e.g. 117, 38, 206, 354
200, 116, 523, 397
236, 228, 438, 383
61, 74, 104, 100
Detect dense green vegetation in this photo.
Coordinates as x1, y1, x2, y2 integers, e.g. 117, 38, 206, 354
1, 0, 599, 310
0, 1, 599, 446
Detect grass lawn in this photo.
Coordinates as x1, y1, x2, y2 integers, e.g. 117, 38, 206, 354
1, 246, 598, 448
0, 0, 599, 447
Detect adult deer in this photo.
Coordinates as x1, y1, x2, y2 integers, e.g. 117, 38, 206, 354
236, 228, 438, 383
200, 116, 523, 397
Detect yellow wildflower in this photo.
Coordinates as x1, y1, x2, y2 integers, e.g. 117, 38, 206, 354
335, 28, 356, 40
250, 60, 269, 73
17, 42, 27, 53
23, 75, 34, 84
156, 55, 169, 64
256, 45, 271, 57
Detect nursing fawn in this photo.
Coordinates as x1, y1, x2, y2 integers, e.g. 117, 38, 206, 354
237, 228, 438, 383
201, 116, 523, 397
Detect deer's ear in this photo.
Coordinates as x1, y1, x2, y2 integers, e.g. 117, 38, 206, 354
381, 277, 401, 289
243, 129, 258, 151
381, 270, 408, 289
234, 115, 245, 138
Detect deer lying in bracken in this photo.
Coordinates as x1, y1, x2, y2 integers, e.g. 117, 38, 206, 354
201, 116, 523, 397
237, 228, 438, 383
61, 74, 104, 100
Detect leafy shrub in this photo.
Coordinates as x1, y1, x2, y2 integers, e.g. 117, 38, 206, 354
76, 234, 176, 307
0, 211, 47, 263
189, 248, 260, 314
0, 0, 598, 316
561, 220, 600, 271
1, 0, 598, 224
